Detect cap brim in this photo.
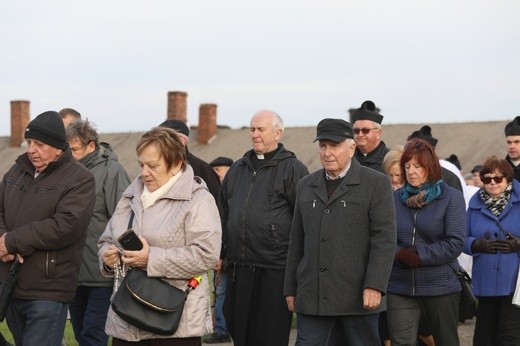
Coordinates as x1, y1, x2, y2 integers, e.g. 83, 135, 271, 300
313, 135, 347, 143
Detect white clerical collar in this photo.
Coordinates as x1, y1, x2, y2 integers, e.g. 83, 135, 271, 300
325, 162, 351, 180
511, 158, 520, 167
256, 154, 265, 159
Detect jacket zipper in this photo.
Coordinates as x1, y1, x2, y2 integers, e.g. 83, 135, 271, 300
46, 252, 49, 277
240, 171, 256, 262
411, 210, 418, 296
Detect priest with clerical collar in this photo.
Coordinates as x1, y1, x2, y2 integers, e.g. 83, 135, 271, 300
218, 110, 309, 346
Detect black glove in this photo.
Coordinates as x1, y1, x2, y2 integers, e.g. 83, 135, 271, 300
396, 247, 421, 268
471, 232, 498, 253
494, 232, 520, 253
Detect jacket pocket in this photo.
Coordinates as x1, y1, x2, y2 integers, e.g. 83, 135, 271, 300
46, 252, 57, 279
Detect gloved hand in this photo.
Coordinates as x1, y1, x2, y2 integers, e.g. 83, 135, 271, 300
396, 247, 421, 268
471, 232, 498, 253
494, 232, 520, 253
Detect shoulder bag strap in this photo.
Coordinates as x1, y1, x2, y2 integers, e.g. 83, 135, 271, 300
407, 209, 462, 277
128, 210, 135, 230
494, 219, 512, 239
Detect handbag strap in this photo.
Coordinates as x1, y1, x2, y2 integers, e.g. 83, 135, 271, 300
123, 210, 203, 293
494, 219, 511, 239
128, 210, 135, 230
407, 209, 462, 277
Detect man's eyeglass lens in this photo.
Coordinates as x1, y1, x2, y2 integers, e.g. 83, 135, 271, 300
353, 128, 376, 135
481, 176, 504, 184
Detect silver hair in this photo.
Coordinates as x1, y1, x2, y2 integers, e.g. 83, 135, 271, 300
253, 110, 284, 132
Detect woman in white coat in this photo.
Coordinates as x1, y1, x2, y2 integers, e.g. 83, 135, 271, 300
99, 127, 221, 345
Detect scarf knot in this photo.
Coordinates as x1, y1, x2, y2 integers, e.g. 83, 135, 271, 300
401, 180, 443, 208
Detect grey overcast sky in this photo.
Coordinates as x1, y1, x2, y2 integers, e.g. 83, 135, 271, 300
1, 0, 518, 135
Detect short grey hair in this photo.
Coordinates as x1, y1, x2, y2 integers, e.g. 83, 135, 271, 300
254, 110, 284, 132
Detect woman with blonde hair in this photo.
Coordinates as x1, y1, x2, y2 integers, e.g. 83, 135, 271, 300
383, 145, 405, 191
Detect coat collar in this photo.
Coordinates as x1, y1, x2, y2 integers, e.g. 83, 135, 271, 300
310, 158, 363, 204
123, 164, 205, 202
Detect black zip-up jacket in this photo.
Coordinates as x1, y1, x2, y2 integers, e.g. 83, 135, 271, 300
219, 144, 308, 269
0, 148, 95, 303
506, 155, 520, 182
353, 140, 390, 174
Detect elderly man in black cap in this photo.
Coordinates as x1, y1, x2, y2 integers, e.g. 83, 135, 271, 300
284, 118, 396, 345
209, 156, 233, 184
351, 100, 390, 174
0, 111, 96, 345
159, 119, 221, 201
504, 116, 520, 182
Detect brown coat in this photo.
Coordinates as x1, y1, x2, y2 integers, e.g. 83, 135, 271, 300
0, 148, 95, 302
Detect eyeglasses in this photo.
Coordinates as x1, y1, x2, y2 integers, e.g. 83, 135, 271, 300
481, 176, 505, 184
353, 127, 378, 135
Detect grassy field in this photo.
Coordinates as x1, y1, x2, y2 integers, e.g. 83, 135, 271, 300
0, 320, 79, 345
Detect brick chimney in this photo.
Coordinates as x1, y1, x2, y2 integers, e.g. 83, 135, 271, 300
167, 91, 188, 123
198, 103, 217, 144
10, 100, 30, 147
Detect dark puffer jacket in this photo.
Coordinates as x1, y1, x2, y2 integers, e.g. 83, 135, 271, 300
219, 144, 308, 269
0, 148, 95, 303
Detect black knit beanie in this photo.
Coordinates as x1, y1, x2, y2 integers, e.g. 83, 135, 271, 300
25, 111, 67, 150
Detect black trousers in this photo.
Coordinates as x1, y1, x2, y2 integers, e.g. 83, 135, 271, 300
223, 265, 292, 346
474, 295, 520, 346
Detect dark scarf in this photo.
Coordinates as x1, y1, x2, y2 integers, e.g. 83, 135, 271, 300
401, 180, 443, 209
480, 182, 513, 216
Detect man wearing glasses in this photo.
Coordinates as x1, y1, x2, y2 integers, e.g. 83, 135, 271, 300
351, 100, 389, 174
504, 116, 520, 182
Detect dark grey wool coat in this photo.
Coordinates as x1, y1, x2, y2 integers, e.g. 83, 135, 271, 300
284, 158, 397, 315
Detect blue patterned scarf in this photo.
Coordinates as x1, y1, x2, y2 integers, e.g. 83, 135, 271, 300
401, 180, 443, 208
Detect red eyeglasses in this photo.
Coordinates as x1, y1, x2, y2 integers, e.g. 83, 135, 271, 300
481, 176, 505, 184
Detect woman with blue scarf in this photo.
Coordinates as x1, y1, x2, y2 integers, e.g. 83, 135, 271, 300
386, 138, 466, 346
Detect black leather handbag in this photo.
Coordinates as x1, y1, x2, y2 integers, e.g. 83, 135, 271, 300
110, 210, 188, 335
456, 267, 477, 317
111, 267, 187, 335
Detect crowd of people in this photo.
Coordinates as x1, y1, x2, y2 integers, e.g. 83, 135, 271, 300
0, 104, 518, 346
